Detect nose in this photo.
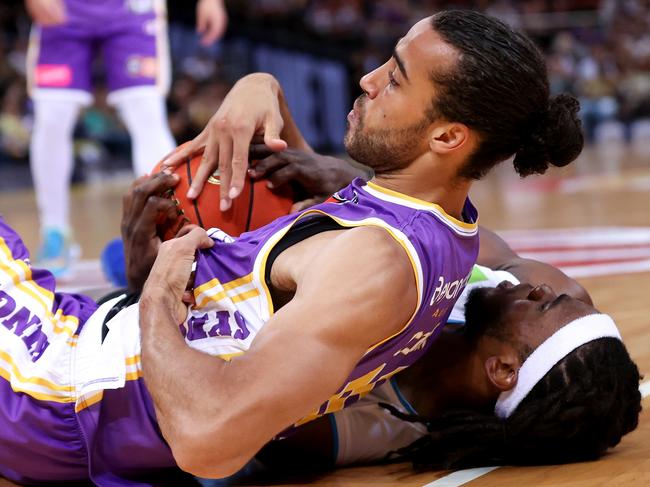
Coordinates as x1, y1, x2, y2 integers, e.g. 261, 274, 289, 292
497, 280, 514, 290
526, 284, 556, 302
359, 69, 380, 99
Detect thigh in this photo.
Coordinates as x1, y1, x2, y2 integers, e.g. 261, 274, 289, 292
0, 381, 87, 484
28, 24, 93, 96
101, 0, 170, 95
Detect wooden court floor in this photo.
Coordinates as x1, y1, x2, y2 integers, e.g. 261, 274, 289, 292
0, 142, 648, 486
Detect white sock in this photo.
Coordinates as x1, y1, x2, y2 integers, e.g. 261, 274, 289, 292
113, 91, 176, 176
30, 98, 82, 231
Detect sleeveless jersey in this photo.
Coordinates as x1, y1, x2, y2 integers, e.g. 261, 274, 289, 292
82, 178, 478, 427
0, 178, 478, 484
329, 265, 520, 466
190, 178, 478, 428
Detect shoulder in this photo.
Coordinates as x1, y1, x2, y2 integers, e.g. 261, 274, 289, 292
294, 226, 417, 336
324, 226, 414, 283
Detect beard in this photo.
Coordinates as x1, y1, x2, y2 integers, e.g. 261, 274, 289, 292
344, 96, 430, 174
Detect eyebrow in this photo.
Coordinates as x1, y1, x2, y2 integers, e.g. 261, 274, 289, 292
392, 48, 409, 82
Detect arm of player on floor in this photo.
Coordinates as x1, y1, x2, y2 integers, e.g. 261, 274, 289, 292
477, 226, 592, 304
139, 226, 417, 478
256, 381, 427, 470
121, 173, 181, 292
249, 149, 370, 212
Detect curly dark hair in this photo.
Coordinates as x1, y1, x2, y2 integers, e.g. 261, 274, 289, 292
427, 10, 584, 179
382, 337, 641, 469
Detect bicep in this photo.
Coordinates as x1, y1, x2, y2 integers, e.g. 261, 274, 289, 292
222, 228, 417, 450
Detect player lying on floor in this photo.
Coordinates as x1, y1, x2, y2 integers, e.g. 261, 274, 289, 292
0, 187, 640, 486
0, 11, 603, 486
253, 227, 642, 472
119, 175, 640, 479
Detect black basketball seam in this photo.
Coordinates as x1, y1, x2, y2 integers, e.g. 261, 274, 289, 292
187, 156, 205, 228
245, 176, 255, 232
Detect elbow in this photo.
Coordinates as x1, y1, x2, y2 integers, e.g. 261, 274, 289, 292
175, 453, 247, 479
170, 428, 254, 479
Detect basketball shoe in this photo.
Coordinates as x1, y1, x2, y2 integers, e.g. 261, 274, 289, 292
35, 227, 81, 278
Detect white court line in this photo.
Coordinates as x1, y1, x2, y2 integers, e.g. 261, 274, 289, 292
640, 379, 650, 399
422, 467, 499, 487
423, 380, 650, 487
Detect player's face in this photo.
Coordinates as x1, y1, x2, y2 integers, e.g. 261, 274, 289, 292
465, 282, 599, 353
344, 18, 456, 172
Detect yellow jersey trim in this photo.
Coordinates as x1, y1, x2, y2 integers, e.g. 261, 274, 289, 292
0, 237, 79, 337
365, 181, 478, 232
0, 350, 74, 393
75, 391, 103, 413
254, 209, 422, 354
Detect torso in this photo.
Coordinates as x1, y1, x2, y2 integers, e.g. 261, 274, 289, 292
78, 177, 479, 450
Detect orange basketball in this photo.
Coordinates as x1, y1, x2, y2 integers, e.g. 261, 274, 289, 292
153, 148, 294, 240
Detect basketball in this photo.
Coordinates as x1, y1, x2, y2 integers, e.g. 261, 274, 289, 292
152, 148, 294, 240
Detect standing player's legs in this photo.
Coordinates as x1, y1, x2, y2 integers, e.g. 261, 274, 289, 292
103, 0, 175, 176
26, 24, 92, 275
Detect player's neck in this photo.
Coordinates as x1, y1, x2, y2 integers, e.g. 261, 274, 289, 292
395, 330, 486, 418
371, 165, 471, 221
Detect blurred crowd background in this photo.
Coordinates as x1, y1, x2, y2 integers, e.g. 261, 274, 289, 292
1, 0, 648, 179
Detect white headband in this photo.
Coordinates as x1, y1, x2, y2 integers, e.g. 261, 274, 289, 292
494, 313, 622, 419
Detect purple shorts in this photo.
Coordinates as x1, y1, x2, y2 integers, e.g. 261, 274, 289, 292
0, 218, 174, 485
28, 0, 170, 101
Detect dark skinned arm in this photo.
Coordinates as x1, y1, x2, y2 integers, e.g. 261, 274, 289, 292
249, 148, 369, 211
478, 226, 592, 304
121, 172, 181, 293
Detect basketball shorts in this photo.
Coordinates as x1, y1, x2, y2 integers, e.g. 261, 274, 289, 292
0, 218, 174, 485
27, 0, 170, 105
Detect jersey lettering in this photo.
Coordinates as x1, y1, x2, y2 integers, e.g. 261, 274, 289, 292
182, 309, 250, 342
0, 290, 50, 361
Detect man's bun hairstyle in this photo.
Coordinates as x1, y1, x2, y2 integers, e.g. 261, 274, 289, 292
428, 11, 584, 180
513, 94, 584, 177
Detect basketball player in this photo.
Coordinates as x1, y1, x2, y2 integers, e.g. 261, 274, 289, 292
25, 0, 227, 275
0, 11, 586, 484
0, 216, 641, 485
119, 179, 638, 475
254, 228, 641, 472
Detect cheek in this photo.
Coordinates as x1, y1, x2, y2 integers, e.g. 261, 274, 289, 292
501, 302, 542, 338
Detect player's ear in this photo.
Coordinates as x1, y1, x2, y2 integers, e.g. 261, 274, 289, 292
428, 122, 470, 154
485, 352, 520, 392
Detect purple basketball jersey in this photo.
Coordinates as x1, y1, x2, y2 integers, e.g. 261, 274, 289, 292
0, 177, 478, 483
188, 178, 479, 431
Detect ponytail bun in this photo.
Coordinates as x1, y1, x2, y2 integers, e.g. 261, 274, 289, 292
513, 94, 584, 177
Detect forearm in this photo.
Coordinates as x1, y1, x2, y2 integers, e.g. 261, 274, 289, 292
139, 293, 327, 477
476, 226, 518, 268
139, 293, 244, 476
139, 292, 202, 439
477, 227, 591, 304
